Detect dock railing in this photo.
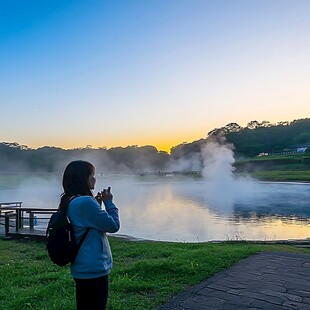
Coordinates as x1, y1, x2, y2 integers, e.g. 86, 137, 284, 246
0, 202, 57, 239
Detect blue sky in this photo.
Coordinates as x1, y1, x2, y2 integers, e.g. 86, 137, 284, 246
1, 0, 310, 152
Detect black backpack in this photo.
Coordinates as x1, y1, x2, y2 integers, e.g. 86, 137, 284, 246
46, 197, 89, 266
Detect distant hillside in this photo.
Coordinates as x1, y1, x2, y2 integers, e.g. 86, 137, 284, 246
169, 118, 310, 159
1, 118, 309, 173
220, 118, 310, 157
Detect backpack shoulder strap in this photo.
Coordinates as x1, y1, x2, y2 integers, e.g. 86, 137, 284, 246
68, 195, 79, 204
76, 228, 90, 251
62, 195, 80, 214
67, 195, 90, 257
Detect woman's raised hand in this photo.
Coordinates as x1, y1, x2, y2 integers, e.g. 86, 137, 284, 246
95, 186, 113, 204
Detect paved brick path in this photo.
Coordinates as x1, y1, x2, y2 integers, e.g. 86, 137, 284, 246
157, 252, 310, 310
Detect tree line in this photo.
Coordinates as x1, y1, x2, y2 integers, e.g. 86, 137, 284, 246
1, 118, 309, 173
210, 118, 310, 157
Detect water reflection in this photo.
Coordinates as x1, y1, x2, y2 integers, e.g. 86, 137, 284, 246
1, 175, 310, 242
95, 176, 310, 242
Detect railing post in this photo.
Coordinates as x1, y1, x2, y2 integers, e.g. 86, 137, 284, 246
5, 214, 10, 235
15, 210, 23, 232
29, 211, 34, 230
20, 210, 24, 229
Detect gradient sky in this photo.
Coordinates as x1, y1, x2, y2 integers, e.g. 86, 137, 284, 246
1, 0, 310, 152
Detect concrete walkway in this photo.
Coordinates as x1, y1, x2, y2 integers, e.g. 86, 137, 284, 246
157, 252, 310, 310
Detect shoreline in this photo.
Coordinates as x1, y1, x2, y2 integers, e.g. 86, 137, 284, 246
1, 227, 309, 246
102, 234, 310, 246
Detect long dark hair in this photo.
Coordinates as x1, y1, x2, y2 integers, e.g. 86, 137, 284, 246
59, 160, 95, 210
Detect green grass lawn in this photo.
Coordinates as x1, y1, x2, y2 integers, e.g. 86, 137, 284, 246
235, 154, 310, 182
1, 237, 310, 310
252, 170, 310, 182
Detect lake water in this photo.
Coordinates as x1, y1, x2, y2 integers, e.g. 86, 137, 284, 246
1, 174, 310, 242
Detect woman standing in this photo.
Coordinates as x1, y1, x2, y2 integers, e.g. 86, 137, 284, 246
59, 160, 120, 310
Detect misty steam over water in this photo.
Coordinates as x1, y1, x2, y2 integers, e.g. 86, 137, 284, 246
1, 175, 310, 242
1, 140, 310, 242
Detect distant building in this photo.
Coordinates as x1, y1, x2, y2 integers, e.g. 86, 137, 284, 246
296, 144, 310, 153
271, 143, 310, 155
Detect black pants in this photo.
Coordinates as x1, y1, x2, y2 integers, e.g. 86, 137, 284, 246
74, 275, 109, 310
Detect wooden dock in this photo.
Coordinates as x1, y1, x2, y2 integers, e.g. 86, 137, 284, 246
0, 202, 57, 241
